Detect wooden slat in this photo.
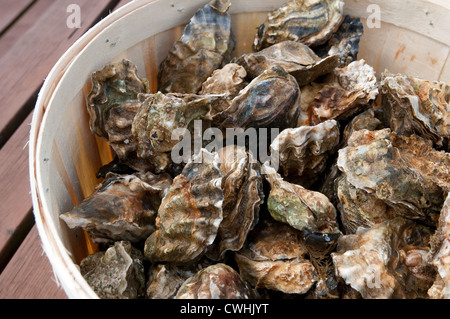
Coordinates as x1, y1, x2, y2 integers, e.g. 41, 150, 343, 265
114, 0, 135, 9
0, 0, 115, 148
0, 226, 67, 299
0, 0, 35, 36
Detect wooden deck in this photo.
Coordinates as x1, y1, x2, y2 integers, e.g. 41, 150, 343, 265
0, 0, 133, 299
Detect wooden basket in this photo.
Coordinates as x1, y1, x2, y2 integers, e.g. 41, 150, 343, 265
29, 0, 450, 299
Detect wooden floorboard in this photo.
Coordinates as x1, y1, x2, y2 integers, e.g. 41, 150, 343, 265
0, 0, 35, 37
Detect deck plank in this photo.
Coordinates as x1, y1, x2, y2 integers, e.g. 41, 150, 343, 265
0, 226, 67, 299
0, 0, 35, 36
0, 0, 114, 148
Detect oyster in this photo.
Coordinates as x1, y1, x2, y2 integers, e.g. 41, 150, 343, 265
263, 163, 339, 234
60, 171, 172, 244
315, 15, 364, 66
332, 218, 435, 299
337, 129, 450, 223
340, 108, 382, 147
235, 41, 339, 86
254, 0, 344, 51
175, 263, 257, 299
131, 92, 227, 173
158, 0, 234, 94
235, 219, 318, 294
144, 149, 223, 265
200, 63, 248, 97
270, 119, 340, 186
381, 71, 450, 147
428, 193, 450, 299
87, 59, 149, 139
216, 66, 301, 130
336, 175, 396, 234
80, 241, 146, 299
298, 59, 378, 126
207, 145, 264, 260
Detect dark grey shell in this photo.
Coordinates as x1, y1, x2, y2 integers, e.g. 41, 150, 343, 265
80, 241, 146, 299
158, 0, 234, 94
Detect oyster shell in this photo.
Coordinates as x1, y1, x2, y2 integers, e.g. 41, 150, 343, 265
254, 0, 344, 51
332, 218, 435, 299
80, 241, 146, 299
60, 171, 172, 244
200, 63, 248, 97
235, 41, 339, 86
144, 149, 223, 265
270, 119, 340, 186
337, 129, 450, 223
175, 263, 257, 299
207, 145, 264, 260
381, 71, 450, 147
87, 59, 149, 139
298, 59, 378, 126
263, 163, 339, 234
158, 0, 234, 94
216, 66, 301, 130
314, 15, 364, 66
235, 219, 318, 294
340, 108, 382, 147
336, 175, 396, 234
428, 193, 450, 299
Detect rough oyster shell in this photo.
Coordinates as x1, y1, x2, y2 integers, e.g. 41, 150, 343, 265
235, 41, 339, 86
60, 171, 172, 244
200, 63, 248, 97
215, 66, 301, 130
270, 119, 340, 186
87, 59, 149, 139
80, 241, 146, 299
314, 15, 364, 66
144, 149, 223, 265
158, 0, 234, 94
254, 0, 344, 51
381, 71, 450, 147
207, 145, 264, 260
263, 163, 339, 234
235, 219, 318, 294
298, 59, 378, 126
428, 193, 450, 299
332, 218, 435, 299
175, 263, 257, 299
337, 129, 450, 223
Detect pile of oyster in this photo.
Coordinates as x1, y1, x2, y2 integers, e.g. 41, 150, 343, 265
60, 0, 450, 299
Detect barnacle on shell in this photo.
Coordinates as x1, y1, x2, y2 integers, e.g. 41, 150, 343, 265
254, 0, 344, 51
175, 263, 258, 299
60, 172, 172, 244
158, 0, 234, 94
87, 59, 149, 139
144, 149, 223, 265
235, 41, 339, 86
80, 241, 146, 299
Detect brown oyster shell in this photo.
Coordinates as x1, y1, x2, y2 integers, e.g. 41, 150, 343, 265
340, 108, 382, 147
298, 59, 378, 126
87, 59, 149, 139
60, 171, 172, 244
428, 193, 450, 299
381, 71, 450, 147
332, 218, 435, 299
336, 175, 397, 234
207, 145, 264, 260
263, 163, 339, 234
158, 0, 234, 94
235, 41, 339, 86
200, 63, 247, 97
337, 129, 450, 224
80, 241, 146, 299
175, 263, 257, 299
314, 15, 364, 66
215, 66, 301, 130
235, 219, 318, 294
254, 0, 344, 51
270, 119, 340, 186
144, 149, 223, 265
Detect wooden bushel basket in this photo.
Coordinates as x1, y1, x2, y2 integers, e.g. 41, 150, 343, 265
29, 0, 450, 299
